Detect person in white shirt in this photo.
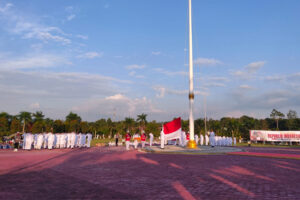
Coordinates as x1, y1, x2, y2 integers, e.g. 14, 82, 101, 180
43, 133, 48, 149
81, 133, 86, 148
77, 133, 82, 147
25, 133, 33, 150
199, 134, 203, 146
36, 134, 44, 150
149, 133, 154, 147
33, 134, 38, 149
195, 134, 199, 145
209, 131, 215, 148
60, 133, 66, 148
86, 133, 92, 148
48, 132, 54, 150
22, 133, 27, 149
205, 134, 209, 146
133, 133, 140, 149
70, 132, 76, 148
181, 131, 187, 147
55, 134, 60, 148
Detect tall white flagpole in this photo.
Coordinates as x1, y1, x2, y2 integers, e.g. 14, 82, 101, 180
188, 0, 196, 148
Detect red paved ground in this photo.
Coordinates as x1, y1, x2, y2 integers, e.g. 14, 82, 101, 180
0, 147, 300, 200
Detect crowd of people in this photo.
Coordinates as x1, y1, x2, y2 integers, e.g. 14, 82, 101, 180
119, 130, 237, 150
1, 129, 237, 151
22, 132, 93, 150
162, 130, 237, 148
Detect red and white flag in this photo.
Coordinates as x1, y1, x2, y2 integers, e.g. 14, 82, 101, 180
161, 117, 182, 148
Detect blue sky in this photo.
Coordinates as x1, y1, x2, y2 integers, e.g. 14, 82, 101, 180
0, 0, 300, 121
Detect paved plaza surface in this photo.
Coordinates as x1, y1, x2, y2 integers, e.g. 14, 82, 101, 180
0, 146, 300, 200
144, 145, 243, 154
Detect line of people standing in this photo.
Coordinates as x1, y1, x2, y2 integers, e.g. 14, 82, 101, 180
168, 130, 236, 147
22, 132, 92, 150
124, 131, 154, 150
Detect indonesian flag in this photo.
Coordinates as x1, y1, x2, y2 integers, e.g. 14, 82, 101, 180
162, 117, 182, 141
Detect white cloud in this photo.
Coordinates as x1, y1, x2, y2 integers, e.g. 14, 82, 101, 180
29, 102, 40, 110
78, 52, 103, 59
263, 75, 280, 81
0, 3, 13, 13
0, 4, 71, 45
128, 71, 145, 79
245, 61, 265, 73
231, 61, 266, 79
129, 71, 136, 76
225, 110, 244, 118
0, 69, 132, 120
65, 6, 74, 12
0, 54, 71, 69
154, 68, 187, 76
207, 76, 230, 82
30, 43, 43, 50
67, 14, 76, 21
135, 75, 145, 79
76, 34, 88, 40
11, 21, 71, 45
153, 86, 208, 98
204, 82, 226, 87
73, 94, 162, 120
152, 51, 161, 55
105, 94, 126, 101
239, 85, 253, 89
194, 57, 222, 66
126, 64, 145, 70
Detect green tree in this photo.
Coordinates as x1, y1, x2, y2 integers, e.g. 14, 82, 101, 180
65, 112, 81, 132
270, 109, 285, 130
107, 118, 113, 136
44, 118, 54, 132
18, 111, 32, 132
137, 113, 147, 130
195, 118, 204, 135
53, 120, 65, 133
287, 110, 298, 119
66, 112, 81, 122
80, 121, 89, 133
124, 117, 135, 132
33, 111, 44, 122
145, 120, 160, 137
181, 119, 189, 132
0, 112, 11, 136
32, 121, 45, 133
10, 117, 21, 134
68, 120, 80, 132
287, 110, 299, 130
239, 116, 255, 140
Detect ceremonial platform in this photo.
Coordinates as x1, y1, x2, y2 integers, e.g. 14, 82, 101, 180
143, 145, 243, 155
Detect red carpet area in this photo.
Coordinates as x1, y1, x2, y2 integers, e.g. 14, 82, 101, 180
1, 147, 300, 199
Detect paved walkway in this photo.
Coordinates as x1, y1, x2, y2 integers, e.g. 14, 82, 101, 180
0, 147, 300, 199
144, 145, 243, 154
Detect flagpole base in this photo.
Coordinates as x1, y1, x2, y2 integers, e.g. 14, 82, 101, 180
187, 140, 197, 149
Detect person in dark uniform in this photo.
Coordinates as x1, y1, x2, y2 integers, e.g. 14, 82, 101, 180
115, 132, 120, 146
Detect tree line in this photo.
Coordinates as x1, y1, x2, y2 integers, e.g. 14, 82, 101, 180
0, 109, 299, 140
